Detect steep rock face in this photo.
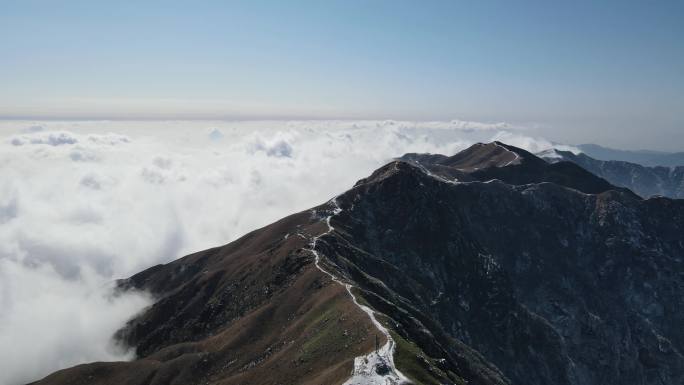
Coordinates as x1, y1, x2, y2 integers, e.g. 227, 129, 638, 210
539, 149, 684, 199
33, 142, 684, 385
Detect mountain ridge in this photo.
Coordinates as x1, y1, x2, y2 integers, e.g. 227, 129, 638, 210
539, 149, 684, 199
399, 142, 638, 197
578, 144, 684, 168
32, 142, 684, 385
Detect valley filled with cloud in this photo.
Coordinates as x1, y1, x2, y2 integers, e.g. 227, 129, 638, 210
0, 120, 574, 384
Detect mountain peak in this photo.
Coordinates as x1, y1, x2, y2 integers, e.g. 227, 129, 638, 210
399, 141, 638, 197
33, 142, 684, 385
353, 160, 428, 188
438, 141, 535, 171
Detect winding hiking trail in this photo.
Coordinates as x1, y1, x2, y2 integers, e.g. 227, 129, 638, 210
309, 198, 410, 385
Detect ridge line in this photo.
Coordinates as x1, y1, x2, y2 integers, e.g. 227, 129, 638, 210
308, 197, 410, 385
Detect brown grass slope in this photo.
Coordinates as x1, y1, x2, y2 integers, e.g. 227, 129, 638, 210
31, 211, 382, 385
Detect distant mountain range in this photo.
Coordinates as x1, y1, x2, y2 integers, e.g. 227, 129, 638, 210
538, 148, 684, 199
34, 142, 683, 385
578, 144, 684, 168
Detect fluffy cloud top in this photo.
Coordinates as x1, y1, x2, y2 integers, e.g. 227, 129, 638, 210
10, 131, 78, 146
0, 119, 569, 384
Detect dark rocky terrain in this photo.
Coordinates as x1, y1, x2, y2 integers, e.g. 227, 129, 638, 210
33, 142, 684, 385
539, 148, 684, 198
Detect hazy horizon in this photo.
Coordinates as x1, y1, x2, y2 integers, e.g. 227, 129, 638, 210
0, 118, 681, 153
2, 1, 682, 151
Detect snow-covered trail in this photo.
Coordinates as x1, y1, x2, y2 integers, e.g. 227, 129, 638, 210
308, 198, 410, 385
494, 142, 521, 166
410, 161, 460, 185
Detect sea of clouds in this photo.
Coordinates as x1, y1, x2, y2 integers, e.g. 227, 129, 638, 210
0, 119, 577, 384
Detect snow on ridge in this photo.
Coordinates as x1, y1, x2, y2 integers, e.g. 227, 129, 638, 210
536, 148, 563, 159
493, 141, 522, 167
309, 198, 410, 385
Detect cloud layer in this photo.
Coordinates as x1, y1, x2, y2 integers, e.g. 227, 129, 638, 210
0, 119, 572, 384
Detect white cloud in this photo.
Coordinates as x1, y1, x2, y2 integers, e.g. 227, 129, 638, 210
247, 133, 295, 158
9, 131, 79, 146
0, 261, 149, 385
207, 127, 224, 141
490, 131, 580, 154
23, 125, 45, 133
0, 119, 569, 384
86, 133, 131, 146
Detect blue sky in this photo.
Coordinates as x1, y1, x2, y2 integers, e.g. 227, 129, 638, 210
1, 1, 682, 149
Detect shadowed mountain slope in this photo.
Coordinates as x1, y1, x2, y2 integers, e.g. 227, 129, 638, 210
401, 142, 636, 197
33, 142, 684, 385
539, 149, 684, 199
